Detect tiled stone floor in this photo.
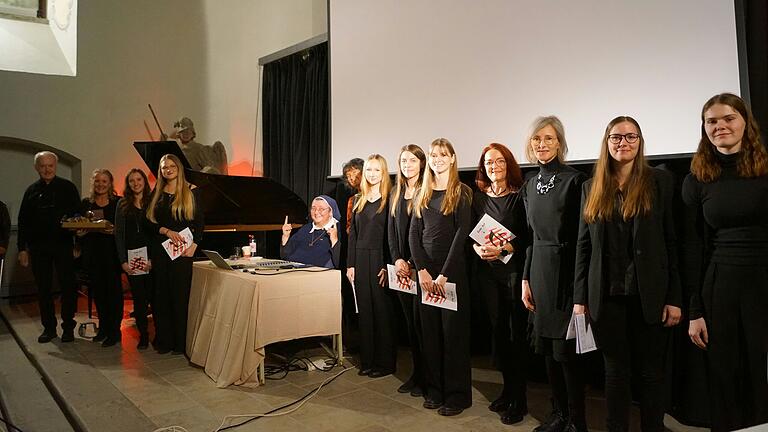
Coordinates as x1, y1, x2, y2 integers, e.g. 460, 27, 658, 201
0, 298, 708, 432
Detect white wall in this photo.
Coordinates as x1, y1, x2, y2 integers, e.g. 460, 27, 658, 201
0, 0, 327, 200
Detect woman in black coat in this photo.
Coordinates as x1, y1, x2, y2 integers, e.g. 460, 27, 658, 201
683, 93, 768, 432
79, 169, 122, 347
521, 116, 588, 432
471, 143, 530, 425
388, 144, 427, 395
573, 116, 682, 432
145, 154, 203, 355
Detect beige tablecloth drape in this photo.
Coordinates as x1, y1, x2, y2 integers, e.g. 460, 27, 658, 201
186, 262, 342, 388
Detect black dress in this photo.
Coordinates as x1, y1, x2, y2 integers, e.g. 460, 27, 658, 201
115, 198, 153, 340
348, 197, 396, 373
146, 191, 204, 354
388, 189, 424, 390
522, 158, 587, 428
409, 186, 472, 409
472, 190, 530, 411
80, 197, 123, 342
682, 151, 768, 432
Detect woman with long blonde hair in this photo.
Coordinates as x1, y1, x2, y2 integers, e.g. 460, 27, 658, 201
573, 116, 681, 432
346, 154, 396, 377
683, 93, 768, 431
388, 144, 427, 395
146, 154, 203, 355
520, 116, 588, 432
409, 138, 472, 416
79, 168, 123, 347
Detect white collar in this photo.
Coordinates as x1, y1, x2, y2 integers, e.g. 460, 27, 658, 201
310, 217, 338, 233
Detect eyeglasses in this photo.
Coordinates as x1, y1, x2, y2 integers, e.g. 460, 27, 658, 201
311, 207, 330, 213
530, 136, 556, 146
484, 158, 507, 168
608, 133, 640, 144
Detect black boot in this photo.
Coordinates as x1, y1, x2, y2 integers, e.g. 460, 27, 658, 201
534, 399, 568, 432
500, 400, 528, 425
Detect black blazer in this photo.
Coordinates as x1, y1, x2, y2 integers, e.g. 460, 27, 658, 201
573, 168, 682, 324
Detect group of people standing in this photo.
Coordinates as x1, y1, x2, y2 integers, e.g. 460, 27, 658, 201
314, 93, 766, 432
17, 152, 203, 355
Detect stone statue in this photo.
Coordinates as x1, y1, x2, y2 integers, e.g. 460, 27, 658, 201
162, 117, 228, 174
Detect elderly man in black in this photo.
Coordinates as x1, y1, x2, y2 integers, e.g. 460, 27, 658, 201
18, 151, 81, 343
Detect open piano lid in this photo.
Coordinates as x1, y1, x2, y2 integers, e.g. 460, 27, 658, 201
134, 141, 307, 231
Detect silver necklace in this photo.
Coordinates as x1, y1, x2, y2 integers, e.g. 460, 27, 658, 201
536, 172, 558, 195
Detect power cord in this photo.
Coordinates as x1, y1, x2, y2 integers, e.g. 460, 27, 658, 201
0, 413, 25, 432
152, 366, 352, 432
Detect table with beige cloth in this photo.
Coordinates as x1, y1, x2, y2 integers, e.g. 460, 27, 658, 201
186, 261, 342, 388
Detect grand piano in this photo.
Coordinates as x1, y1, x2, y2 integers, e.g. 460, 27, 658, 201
134, 141, 308, 257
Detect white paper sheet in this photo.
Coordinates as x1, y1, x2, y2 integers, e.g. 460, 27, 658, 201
420, 282, 458, 311
162, 227, 193, 261
127, 246, 149, 275
469, 213, 516, 264
386, 264, 417, 295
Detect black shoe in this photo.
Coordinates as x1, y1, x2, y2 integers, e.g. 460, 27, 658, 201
438, 406, 464, 416
397, 380, 415, 394
410, 386, 424, 398
368, 369, 393, 378
92, 330, 106, 342
61, 330, 75, 343
423, 399, 442, 410
37, 330, 57, 343
489, 395, 513, 412
101, 336, 118, 347
357, 368, 373, 376
534, 410, 568, 432
500, 402, 528, 425
137, 334, 149, 349
562, 420, 588, 432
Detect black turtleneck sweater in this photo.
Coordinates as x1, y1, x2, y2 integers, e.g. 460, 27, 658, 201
682, 150, 768, 318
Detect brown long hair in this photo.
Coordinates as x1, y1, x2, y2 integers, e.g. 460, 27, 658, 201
690, 93, 768, 182
414, 138, 470, 217
583, 116, 653, 223
87, 169, 117, 203
475, 142, 523, 192
119, 168, 151, 213
353, 154, 392, 214
390, 144, 426, 216
146, 154, 196, 222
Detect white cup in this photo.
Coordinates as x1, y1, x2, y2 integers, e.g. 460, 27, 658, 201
241, 246, 252, 257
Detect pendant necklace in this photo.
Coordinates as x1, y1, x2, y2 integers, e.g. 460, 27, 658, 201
536, 172, 558, 195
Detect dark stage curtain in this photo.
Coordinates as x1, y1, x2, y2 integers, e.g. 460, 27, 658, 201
263, 42, 329, 212
743, 0, 768, 140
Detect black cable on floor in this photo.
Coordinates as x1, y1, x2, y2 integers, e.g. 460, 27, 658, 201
0, 413, 25, 432
217, 366, 351, 432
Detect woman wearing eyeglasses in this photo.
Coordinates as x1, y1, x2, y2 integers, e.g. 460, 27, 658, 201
146, 154, 204, 355
682, 93, 768, 432
409, 138, 473, 416
280, 195, 341, 269
521, 116, 588, 432
388, 144, 427, 395
347, 154, 396, 378
573, 116, 681, 432
471, 143, 530, 424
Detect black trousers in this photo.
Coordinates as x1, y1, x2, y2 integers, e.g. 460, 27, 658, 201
86, 255, 123, 338
127, 273, 153, 335
478, 268, 528, 406
355, 249, 396, 372
539, 341, 587, 427
418, 280, 472, 408
397, 290, 424, 386
30, 245, 77, 332
593, 295, 669, 432
153, 255, 192, 353
702, 262, 768, 432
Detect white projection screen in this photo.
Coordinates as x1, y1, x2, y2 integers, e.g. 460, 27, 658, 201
329, 0, 742, 175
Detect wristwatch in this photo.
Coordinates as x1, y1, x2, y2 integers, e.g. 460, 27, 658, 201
500, 244, 511, 257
